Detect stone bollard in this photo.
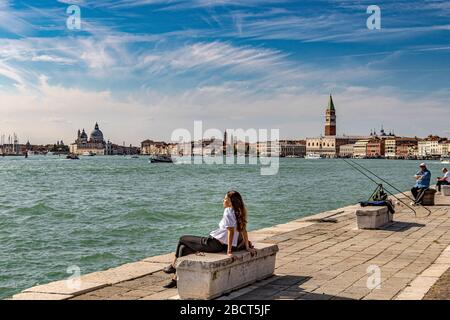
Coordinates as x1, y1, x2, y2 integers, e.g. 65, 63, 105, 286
422, 189, 437, 205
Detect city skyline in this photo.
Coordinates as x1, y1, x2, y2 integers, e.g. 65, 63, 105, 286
1, 0, 450, 145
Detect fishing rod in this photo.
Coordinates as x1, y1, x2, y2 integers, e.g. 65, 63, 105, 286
347, 159, 431, 215
344, 158, 431, 216
341, 158, 422, 216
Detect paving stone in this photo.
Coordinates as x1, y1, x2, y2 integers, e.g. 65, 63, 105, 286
12, 292, 72, 300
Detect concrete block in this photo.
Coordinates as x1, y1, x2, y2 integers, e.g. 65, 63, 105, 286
175, 243, 278, 300
355, 206, 392, 229
442, 185, 450, 196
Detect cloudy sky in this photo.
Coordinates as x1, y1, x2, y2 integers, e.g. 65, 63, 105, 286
0, 0, 449, 145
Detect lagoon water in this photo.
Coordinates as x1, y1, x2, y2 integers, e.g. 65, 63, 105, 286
0, 155, 444, 298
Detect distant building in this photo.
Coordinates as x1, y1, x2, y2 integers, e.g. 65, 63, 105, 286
69, 122, 111, 155
418, 135, 448, 158
366, 138, 385, 158
339, 144, 354, 158
306, 136, 350, 158
385, 138, 397, 158
353, 139, 370, 158
438, 141, 450, 157
141, 140, 169, 155
385, 137, 418, 159
279, 140, 306, 157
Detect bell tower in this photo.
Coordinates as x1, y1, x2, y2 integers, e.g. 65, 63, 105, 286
325, 94, 336, 136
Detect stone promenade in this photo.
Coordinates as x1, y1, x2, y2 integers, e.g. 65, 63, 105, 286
11, 194, 450, 300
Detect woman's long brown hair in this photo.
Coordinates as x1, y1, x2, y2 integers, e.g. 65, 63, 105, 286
227, 190, 247, 232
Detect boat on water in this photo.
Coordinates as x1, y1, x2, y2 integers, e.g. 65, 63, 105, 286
441, 156, 450, 164
66, 153, 79, 160
305, 153, 322, 159
149, 154, 173, 163
285, 155, 301, 158
82, 151, 96, 156
131, 155, 139, 159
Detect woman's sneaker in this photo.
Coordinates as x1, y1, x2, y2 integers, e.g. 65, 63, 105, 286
163, 279, 177, 289
163, 264, 176, 274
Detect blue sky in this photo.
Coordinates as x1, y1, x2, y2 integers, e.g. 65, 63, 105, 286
0, 0, 449, 145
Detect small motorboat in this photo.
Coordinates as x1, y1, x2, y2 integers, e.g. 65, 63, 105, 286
149, 154, 173, 163
305, 153, 322, 159
441, 156, 450, 164
82, 151, 95, 156
66, 153, 79, 160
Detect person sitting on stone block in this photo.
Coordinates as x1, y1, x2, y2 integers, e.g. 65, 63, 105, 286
410, 163, 431, 205
161, 190, 256, 289
436, 167, 450, 192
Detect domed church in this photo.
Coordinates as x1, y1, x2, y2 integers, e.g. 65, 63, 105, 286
69, 122, 112, 155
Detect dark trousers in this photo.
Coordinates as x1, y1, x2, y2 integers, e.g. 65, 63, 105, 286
175, 235, 227, 258
411, 187, 428, 204
436, 180, 449, 192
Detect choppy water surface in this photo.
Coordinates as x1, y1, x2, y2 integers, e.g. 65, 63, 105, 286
0, 156, 443, 298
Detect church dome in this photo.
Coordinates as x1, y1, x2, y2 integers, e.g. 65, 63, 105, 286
90, 122, 104, 143
80, 129, 88, 139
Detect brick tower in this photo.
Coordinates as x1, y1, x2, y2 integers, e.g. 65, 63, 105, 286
325, 94, 336, 136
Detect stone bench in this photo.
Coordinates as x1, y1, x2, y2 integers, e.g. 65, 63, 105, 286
442, 185, 450, 196
355, 206, 393, 229
175, 243, 278, 300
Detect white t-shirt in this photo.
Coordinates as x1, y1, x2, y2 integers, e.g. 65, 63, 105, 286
444, 171, 450, 182
210, 207, 239, 247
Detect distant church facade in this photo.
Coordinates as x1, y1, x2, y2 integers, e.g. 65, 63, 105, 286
69, 122, 112, 155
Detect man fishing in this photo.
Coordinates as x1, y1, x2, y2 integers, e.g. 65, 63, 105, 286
410, 163, 431, 205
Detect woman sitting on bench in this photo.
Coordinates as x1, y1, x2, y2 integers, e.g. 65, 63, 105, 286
162, 190, 256, 288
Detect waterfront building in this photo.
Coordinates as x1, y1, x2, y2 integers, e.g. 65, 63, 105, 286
339, 144, 354, 158
279, 140, 306, 157
69, 123, 111, 155
438, 141, 450, 157
353, 139, 370, 158
141, 140, 169, 155
257, 141, 280, 157
385, 138, 397, 158
306, 136, 350, 158
418, 135, 448, 158
395, 138, 419, 159
385, 137, 418, 159
109, 144, 140, 155
366, 138, 385, 158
